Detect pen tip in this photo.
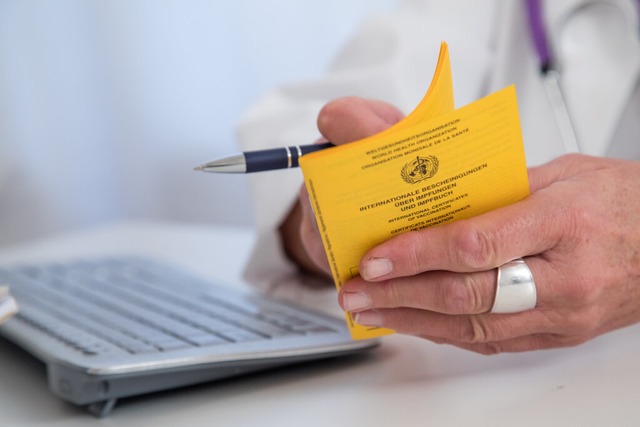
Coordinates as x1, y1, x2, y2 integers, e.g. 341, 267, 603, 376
193, 165, 204, 171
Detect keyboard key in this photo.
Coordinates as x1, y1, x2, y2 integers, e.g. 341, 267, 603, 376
219, 329, 264, 343
182, 333, 227, 347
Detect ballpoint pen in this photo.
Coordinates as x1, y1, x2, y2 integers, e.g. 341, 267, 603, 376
193, 141, 334, 173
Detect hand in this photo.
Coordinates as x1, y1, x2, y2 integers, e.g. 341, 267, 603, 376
279, 97, 405, 277
339, 153, 640, 353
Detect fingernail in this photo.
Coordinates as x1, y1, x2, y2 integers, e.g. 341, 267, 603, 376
342, 292, 372, 312
354, 310, 383, 327
361, 257, 392, 280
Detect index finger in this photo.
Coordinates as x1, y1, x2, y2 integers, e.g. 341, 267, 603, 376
358, 188, 565, 280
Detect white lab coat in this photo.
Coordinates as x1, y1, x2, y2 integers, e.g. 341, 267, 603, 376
237, 0, 640, 304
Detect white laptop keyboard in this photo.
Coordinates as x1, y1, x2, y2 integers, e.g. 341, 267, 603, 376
0, 256, 377, 417
4, 257, 333, 355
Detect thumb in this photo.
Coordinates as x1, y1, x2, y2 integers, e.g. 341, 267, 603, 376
317, 97, 405, 145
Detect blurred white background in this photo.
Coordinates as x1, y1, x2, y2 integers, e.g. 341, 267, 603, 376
0, 0, 398, 247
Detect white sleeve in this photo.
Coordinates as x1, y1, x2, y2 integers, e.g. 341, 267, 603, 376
236, 1, 495, 304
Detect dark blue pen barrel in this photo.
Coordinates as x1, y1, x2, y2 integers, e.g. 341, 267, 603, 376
244, 142, 334, 173
300, 141, 334, 155
245, 147, 291, 173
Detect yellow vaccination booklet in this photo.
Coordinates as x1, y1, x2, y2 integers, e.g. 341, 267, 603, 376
299, 42, 530, 340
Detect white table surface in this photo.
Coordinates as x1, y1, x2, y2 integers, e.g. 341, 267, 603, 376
1, 221, 639, 427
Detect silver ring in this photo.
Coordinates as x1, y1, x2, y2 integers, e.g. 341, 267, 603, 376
490, 258, 537, 314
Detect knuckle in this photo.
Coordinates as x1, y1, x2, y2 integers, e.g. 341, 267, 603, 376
407, 236, 427, 274
394, 231, 428, 275
557, 275, 603, 313
542, 303, 601, 342
451, 223, 497, 270
441, 275, 485, 314
564, 308, 601, 336
459, 315, 492, 344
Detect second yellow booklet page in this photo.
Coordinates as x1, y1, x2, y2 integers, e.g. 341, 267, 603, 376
299, 43, 530, 340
